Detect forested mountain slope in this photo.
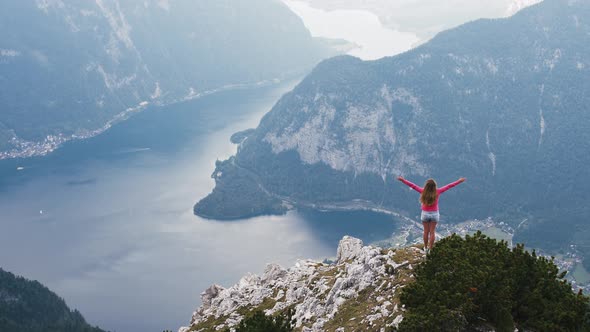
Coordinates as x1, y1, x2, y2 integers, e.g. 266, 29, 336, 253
195, 0, 590, 268
0, 268, 106, 332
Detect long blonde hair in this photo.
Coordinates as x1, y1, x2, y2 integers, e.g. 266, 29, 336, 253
420, 179, 438, 206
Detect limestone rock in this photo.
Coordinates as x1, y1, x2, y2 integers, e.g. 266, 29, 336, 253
179, 236, 424, 331
336, 236, 364, 263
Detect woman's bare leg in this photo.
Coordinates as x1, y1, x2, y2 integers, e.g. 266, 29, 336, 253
428, 222, 438, 249
422, 222, 430, 249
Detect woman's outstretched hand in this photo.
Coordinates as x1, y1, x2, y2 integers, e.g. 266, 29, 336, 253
397, 176, 405, 181
459, 177, 467, 183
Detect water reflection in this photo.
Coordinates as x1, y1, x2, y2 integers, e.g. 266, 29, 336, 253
282, 0, 420, 60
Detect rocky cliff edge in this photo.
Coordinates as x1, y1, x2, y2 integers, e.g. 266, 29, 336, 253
179, 236, 424, 332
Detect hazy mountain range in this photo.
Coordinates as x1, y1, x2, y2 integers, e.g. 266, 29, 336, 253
0, 0, 335, 159
195, 0, 590, 268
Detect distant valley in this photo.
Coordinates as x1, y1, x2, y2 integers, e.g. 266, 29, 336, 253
0, 0, 336, 159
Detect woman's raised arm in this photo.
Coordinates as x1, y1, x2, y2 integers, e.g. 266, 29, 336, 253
438, 177, 466, 193
397, 176, 423, 193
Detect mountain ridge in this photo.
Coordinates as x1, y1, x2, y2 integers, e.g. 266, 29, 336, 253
194, 0, 590, 269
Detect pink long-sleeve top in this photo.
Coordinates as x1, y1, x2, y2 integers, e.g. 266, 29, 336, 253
400, 178, 463, 211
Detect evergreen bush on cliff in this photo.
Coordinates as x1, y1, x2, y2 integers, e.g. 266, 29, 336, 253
397, 232, 590, 332
232, 309, 293, 332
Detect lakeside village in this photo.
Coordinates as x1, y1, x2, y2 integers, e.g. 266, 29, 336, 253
0, 101, 152, 161
0, 79, 282, 161
376, 217, 590, 294
0, 133, 70, 160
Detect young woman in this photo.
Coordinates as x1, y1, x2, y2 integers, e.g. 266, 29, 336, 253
398, 176, 466, 253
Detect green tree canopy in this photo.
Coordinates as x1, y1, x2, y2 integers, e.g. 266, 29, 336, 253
233, 309, 293, 332
397, 232, 590, 332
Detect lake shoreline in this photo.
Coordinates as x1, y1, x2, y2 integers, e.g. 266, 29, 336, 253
0, 77, 292, 161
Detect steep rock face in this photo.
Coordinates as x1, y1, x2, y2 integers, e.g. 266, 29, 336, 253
195, 0, 590, 266
179, 236, 423, 332
0, 0, 335, 158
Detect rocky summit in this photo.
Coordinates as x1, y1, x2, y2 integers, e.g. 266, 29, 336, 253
179, 236, 424, 332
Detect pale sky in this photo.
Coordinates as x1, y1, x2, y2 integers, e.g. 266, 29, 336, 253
282, 0, 543, 60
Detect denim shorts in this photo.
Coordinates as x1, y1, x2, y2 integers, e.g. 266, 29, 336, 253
421, 211, 440, 222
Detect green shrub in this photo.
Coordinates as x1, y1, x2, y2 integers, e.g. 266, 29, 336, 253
397, 232, 589, 332
233, 309, 293, 332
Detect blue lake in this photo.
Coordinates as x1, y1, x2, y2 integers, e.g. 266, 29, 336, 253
0, 81, 401, 332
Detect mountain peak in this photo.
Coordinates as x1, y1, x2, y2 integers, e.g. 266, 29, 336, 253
180, 236, 423, 332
